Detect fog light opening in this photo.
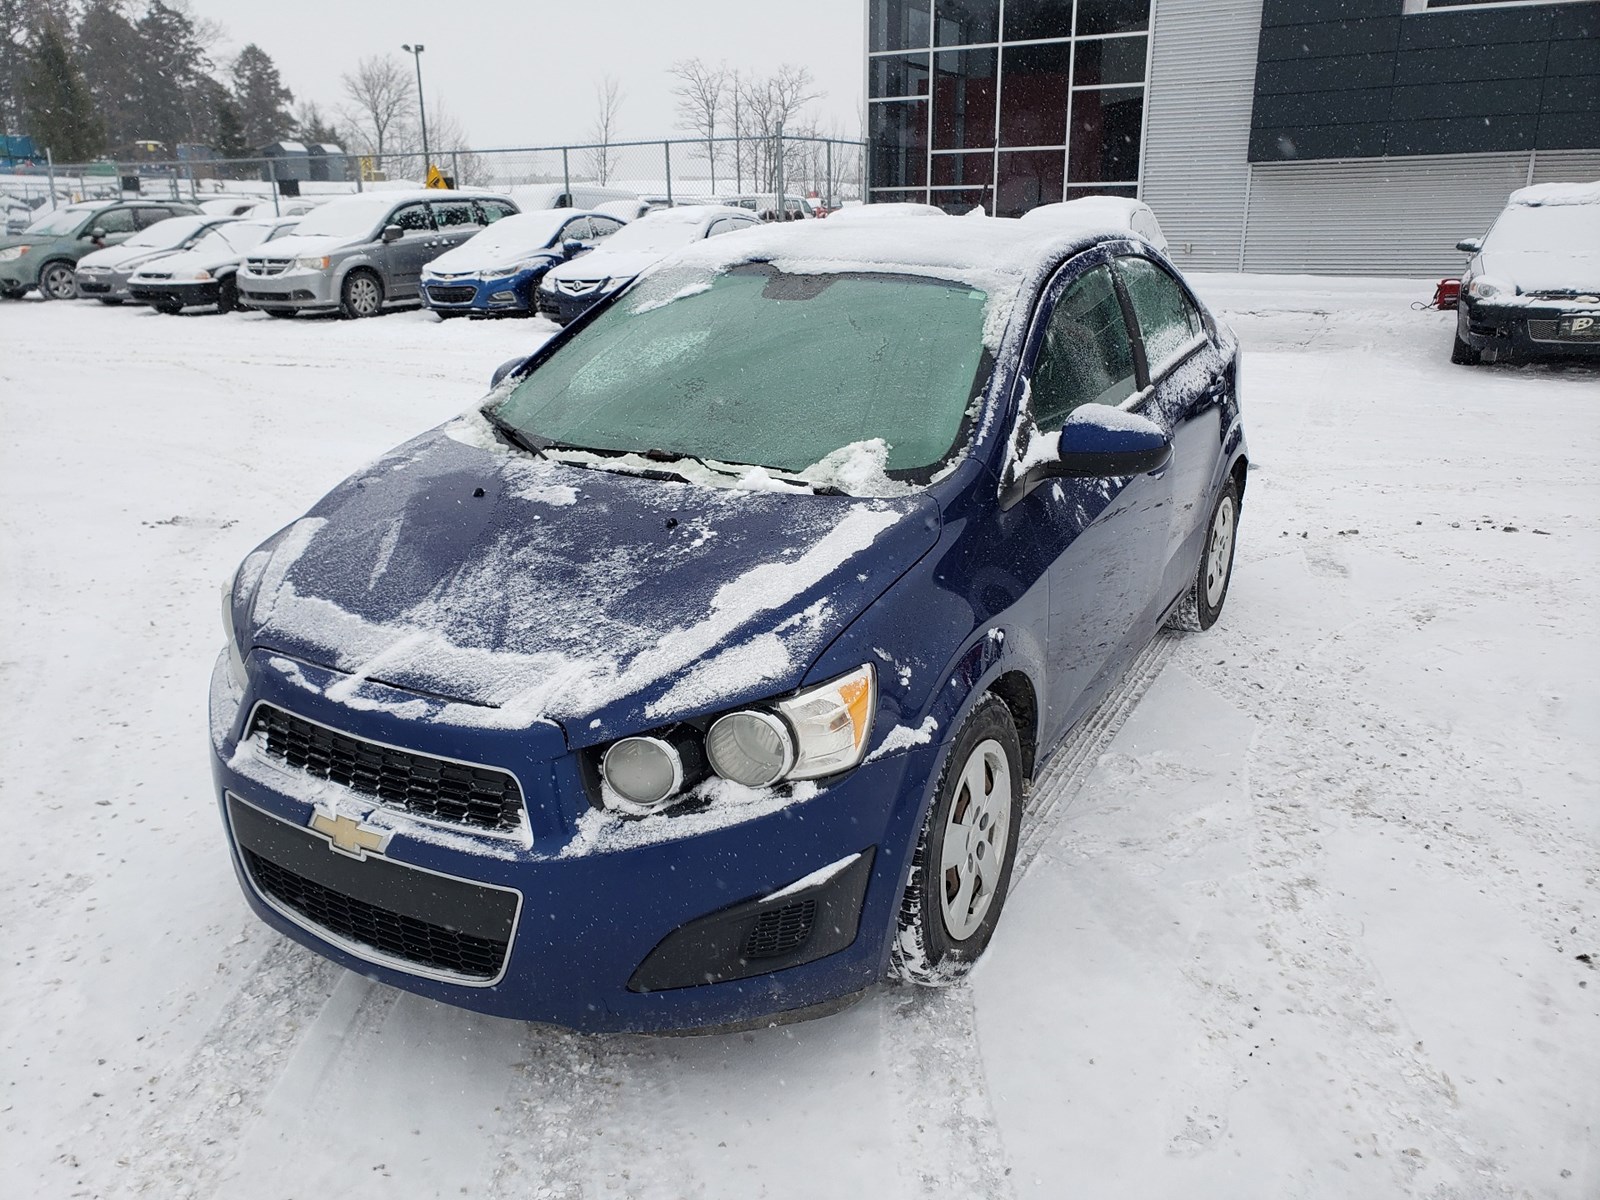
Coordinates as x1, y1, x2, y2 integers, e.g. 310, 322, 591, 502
601, 736, 684, 815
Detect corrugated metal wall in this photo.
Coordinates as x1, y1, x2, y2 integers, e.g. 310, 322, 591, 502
1242, 150, 1600, 277
1140, 0, 1264, 274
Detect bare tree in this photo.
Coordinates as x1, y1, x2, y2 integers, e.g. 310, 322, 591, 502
735, 65, 823, 197
425, 104, 483, 187
586, 74, 622, 186
339, 53, 414, 169
669, 57, 727, 194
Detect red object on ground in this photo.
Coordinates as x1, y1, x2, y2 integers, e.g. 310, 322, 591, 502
1433, 278, 1461, 310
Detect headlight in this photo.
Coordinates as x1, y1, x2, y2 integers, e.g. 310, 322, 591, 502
771, 665, 876, 779
294, 255, 330, 270
1466, 276, 1509, 300
190, 269, 212, 281
220, 578, 247, 689
706, 711, 795, 786
0, 245, 26, 261
601, 736, 685, 815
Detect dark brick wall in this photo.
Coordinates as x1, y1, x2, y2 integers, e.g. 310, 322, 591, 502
1250, 0, 1600, 161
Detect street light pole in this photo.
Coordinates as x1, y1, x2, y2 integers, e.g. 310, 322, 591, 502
401, 43, 430, 174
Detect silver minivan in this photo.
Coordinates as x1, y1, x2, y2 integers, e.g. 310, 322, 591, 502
236, 189, 519, 318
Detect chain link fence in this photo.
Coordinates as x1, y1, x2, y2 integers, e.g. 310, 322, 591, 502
2, 133, 866, 221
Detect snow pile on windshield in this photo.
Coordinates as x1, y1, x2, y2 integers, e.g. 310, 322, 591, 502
1509, 179, 1600, 207
798, 439, 915, 498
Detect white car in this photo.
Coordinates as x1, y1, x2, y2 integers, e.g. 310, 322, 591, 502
127, 216, 303, 314
1021, 197, 1169, 256
536, 204, 760, 324
73, 214, 239, 303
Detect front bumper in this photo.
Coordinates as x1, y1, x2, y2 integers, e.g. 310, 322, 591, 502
1458, 298, 1600, 361
537, 286, 609, 325
129, 279, 221, 307
209, 652, 926, 1033
238, 268, 339, 312
74, 267, 136, 300
0, 255, 39, 290
421, 272, 535, 315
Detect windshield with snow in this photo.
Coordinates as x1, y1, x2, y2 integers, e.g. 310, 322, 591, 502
288, 196, 399, 240
1487, 205, 1600, 257
490, 264, 992, 488
126, 217, 211, 249
462, 211, 570, 256
28, 207, 92, 236
189, 223, 272, 257
589, 215, 705, 255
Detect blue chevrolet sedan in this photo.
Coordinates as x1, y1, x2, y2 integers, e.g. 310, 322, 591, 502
210, 210, 1248, 1032
419, 209, 626, 318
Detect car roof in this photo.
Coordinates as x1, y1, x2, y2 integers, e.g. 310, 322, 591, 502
319, 188, 513, 207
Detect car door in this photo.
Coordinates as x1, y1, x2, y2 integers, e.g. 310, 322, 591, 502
428, 199, 483, 257
381, 201, 437, 297
1003, 249, 1176, 742
85, 205, 137, 250
1111, 254, 1227, 608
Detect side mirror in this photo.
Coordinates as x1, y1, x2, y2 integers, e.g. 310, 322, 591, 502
1455, 238, 1483, 254
381, 224, 404, 244
87, 226, 107, 240
1052, 407, 1171, 478
562, 239, 585, 259
490, 356, 525, 389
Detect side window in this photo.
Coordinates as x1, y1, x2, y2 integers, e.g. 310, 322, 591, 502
477, 200, 517, 224
1030, 264, 1139, 430
706, 219, 735, 237
94, 208, 136, 235
430, 200, 479, 229
389, 203, 433, 233
133, 206, 171, 229
560, 217, 593, 241
588, 217, 623, 239
1116, 256, 1203, 377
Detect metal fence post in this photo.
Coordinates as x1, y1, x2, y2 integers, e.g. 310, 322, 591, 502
269, 157, 280, 217
826, 141, 834, 209
775, 123, 785, 216
664, 141, 672, 205
45, 148, 57, 209
561, 147, 571, 203
451, 149, 460, 186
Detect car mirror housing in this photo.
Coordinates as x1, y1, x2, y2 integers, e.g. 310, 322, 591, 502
380, 224, 404, 244
1456, 237, 1483, 254
1051, 407, 1172, 478
87, 226, 106, 240
490, 356, 525, 389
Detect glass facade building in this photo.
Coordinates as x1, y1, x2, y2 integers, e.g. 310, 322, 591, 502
867, 0, 1152, 216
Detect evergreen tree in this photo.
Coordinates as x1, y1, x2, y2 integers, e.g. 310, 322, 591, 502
21, 18, 103, 161
212, 94, 247, 158
78, 0, 143, 149
296, 101, 341, 148
132, 0, 211, 147
231, 42, 293, 150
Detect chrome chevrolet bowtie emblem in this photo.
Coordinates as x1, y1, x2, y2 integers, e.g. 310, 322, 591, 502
308, 808, 392, 859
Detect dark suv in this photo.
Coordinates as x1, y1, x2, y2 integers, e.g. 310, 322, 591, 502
0, 199, 200, 300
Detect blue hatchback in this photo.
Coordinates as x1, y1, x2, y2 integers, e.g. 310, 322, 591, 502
419, 209, 627, 317
210, 211, 1248, 1033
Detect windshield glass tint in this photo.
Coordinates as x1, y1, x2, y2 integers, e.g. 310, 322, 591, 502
492, 265, 991, 478
289, 196, 396, 239
1487, 206, 1600, 256
27, 207, 87, 236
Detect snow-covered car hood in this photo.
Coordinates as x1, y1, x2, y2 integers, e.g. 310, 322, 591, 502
1477, 247, 1600, 296
77, 242, 175, 270
425, 241, 557, 277
544, 250, 667, 287
130, 246, 232, 278
239, 421, 940, 747
247, 232, 356, 259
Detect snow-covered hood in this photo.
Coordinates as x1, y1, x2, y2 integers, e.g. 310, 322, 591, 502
77, 242, 178, 271
247, 232, 355, 259
240, 422, 940, 747
130, 245, 235, 278
544, 249, 666, 287
425, 240, 557, 278
1476, 247, 1600, 296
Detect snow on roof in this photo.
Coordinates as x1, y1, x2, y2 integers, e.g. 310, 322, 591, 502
1509, 179, 1600, 207
1023, 196, 1144, 226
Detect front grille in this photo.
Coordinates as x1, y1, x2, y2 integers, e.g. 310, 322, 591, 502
139, 272, 172, 281
248, 704, 524, 834
743, 898, 817, 959
243, 849, 508, 979
426, 284, 476, 304
246, 258, 291, 276
1527, 318, 1599, 344
77, 280, 110, 293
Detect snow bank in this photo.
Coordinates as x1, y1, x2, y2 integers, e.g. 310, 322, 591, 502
1509, 178, 1600, 207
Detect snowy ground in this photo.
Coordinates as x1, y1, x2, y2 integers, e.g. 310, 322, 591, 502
1, 276, 1596, 1199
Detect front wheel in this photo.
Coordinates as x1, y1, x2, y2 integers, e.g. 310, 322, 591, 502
1450, 330, 1481, 365
153, 300, 183, 315
37, 261, 77, 300
1168, 477, 1240, 633
216, 274, 238, 315
98, 297, 124, 307
339, 270, 384, 319
890, 696, 1024, 986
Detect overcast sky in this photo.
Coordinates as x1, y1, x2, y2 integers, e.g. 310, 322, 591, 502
183, 0, 867, 150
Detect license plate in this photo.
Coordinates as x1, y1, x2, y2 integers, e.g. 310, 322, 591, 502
1560, 314, 1600, 339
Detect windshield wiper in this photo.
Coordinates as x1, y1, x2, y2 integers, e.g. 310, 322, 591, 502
481, 407, 550, 458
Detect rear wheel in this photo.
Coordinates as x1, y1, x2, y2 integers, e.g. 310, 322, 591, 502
890, 696, 1024, 986
264, 308, 296, 319
98, 297, 123, 306
153, 300, 183, 315
216, 274, 238, 314
1168, 477, 1240, 633
38, 261, 77, 300
340, 270, 383, 319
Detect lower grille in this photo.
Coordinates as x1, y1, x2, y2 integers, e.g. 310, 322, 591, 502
78, 280, 110, 293
1527, 318, 1599, 344
743, 898, 817, 959
536, 294, 562, 317
248, 704, 525, 835
244, 849, 507, 979
426, 284, 477, 304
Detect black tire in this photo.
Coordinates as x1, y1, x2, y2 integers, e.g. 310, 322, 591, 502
0, 285, 25, 300
98, 297, 124, 306
37, 261, 77, 300
339, 269, 384, 319
153, 300, 183, 315
264, 308, 296, 319
890, 695, 1024, 986
216, 274, 238, 315
1168, 476, 1241, 633
1450, 329, 1481, 365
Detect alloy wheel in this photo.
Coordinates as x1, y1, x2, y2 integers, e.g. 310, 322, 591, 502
1204, 495, 1236, 609
939, 737, 1013, 941
40, 263, 76, 300
347, 274, 381, 317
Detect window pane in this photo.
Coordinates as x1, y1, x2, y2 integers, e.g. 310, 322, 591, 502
1004, 0, 1073, 41
870, 52, 931, 99
1066, 183, 1138, 201
932, 151, 994, 187
995, 149, 1064, 218
869, 100, 930, 189
391, 204, 433, 231
1116, 256, 1201, 375
97, 208, 136, 234
1031, 265, 1138, 429
1075, 0, 1150, 36
430, 201, 479, 228
933, 48, 997, 149
869, 189, 933, 204
931, 187, 991, 214
1072, 35, 1147, 86
1067, 86, 1144, 182
935, 0, 999, 45
998, 42, 1070, 148
870, 0, 932, 51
